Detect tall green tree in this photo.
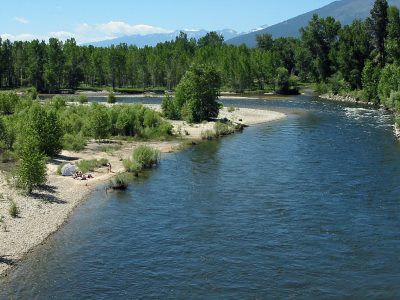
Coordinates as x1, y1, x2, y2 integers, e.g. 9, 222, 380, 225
256, 33, 274, 51
337, 20, 372, 89
300, 14, 341, 82
16, 128, 47, 194
64, 38, 83, 89
386, 6, 400, 64
25, 103, 63, 157
89, 103, 111, 140
370, 0, 389, 66
198, 32, 224, 48
165, 64, 221, 123
44, 38, 64, 92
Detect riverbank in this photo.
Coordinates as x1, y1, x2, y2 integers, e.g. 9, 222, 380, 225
0, 106, 286, 277
395, 123, 400, 140
319, 93, 375, 106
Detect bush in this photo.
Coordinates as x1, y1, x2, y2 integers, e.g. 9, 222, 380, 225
78, 95, 88, 104
123, 159, 142, 173
214, 122, 237, 137
62, 133, 87, 151
108, 92, 116, 104
201, 129, 217, 140
9, 200, 19, 218
164, 64, 221, 123
227, 106, 235, 113
378, 64, 400, 107
132, 145, 160, 169
77, 158, 109, 173
108, 173, 130, 190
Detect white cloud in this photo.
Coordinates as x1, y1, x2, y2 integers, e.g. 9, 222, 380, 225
1, 33, 37, 41
1, 21, 172, 44
15, 17, 29, 24
95, 21, 172, 36
49, 31, 75, 40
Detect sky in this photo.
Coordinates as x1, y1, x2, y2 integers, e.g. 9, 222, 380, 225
0, 0, 334, 43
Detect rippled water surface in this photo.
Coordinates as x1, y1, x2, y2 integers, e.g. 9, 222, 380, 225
2, 95, 400, 299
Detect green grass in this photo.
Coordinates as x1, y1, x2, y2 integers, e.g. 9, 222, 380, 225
123, 145, 161, 173
108, 173, 131, 190
9, 200, 19, 218
77, 158, 109, 173
201, 129, 217, 140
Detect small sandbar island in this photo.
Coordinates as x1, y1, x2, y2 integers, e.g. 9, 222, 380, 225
0, 103, 285, 277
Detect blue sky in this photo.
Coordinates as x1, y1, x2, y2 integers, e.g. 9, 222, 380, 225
0, 0, 334, 43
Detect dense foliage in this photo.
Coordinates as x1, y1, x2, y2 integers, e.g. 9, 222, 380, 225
162, 64, 221, 122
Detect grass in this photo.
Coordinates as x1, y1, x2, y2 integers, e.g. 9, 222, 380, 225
123, 145, 161, 174
201, 129, 218, 140
9, 200, 19, 218
77, 158, 109, 173
96, 144, 122, 154
108, 173, 130, 190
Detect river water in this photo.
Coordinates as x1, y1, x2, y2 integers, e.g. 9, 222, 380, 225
2, 95, 400, 299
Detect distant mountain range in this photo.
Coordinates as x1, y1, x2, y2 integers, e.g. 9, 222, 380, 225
227, 0, 400, 47
86, 29, 240, 47
86, 0, 400, 48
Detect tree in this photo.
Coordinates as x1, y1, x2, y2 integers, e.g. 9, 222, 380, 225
275, 67, 290, 93
300, 15, 341, 82
386, 6, 400, 64
337, 20, 372, 89
89, 103, 111, 140
168, 64, 221, 123
25, 103, 63, 157
27, 40, 46, 91
44, 38, 64, 92
198, 32, 224, 48
362, 60, 381, 102
377, 63, 400, 106
370, 0, 389, 66
64, 38, 83, 89
16, 129, 47, 194
256, 33, 274, 51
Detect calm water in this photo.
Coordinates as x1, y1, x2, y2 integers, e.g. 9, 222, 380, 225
2, 95, 400, 299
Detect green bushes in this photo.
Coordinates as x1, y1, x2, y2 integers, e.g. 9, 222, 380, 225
201, 129, 217, 140
108, 92, 116, 103
77, 95, 88, 104
124, 145, 160, 173
162, 64, 221, 123
77, 158, 108, 173
0, 92, 20, 115
378, 64, 400, 108
62, 133, 87, 151
108, 173, 130, 190
214, 122, 237, 136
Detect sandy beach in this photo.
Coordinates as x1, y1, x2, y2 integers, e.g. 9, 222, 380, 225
0, 106, 285, 277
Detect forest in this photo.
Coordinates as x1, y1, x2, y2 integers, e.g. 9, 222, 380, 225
0, 0, 397, 105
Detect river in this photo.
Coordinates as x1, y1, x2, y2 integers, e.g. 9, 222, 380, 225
1, 95, 400, 299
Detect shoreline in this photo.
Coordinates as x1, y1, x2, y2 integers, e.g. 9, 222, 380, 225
0, 107, 286, 278
319, 93, 376, 106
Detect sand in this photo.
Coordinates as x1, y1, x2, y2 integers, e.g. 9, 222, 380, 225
0, 106, 286, 277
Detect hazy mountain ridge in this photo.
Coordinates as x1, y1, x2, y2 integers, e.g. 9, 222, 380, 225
227, 0, 400, 47
85, 29, 239, 47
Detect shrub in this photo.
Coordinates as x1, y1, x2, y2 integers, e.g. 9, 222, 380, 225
165, 64, 221, 123
108, 174, 130, 190
77, 158, 109, 173
378, 64, 400, 106
123, 159, 142, 173
201, 129, 217, 140
132, 145, 160, 169
78, 95, 88, 104
62, 133, 87, 151
214, 122, 237, 137
162, 94, 180, 120
227, 106, 235, 113
108, 92, 116, 104
9, 200, 19, 218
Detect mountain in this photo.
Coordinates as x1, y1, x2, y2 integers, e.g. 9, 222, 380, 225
86, 29, 239, 47
227, 0, 400, 47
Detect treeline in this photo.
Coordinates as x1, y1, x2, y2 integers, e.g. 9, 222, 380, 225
0, 0, 399, 108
